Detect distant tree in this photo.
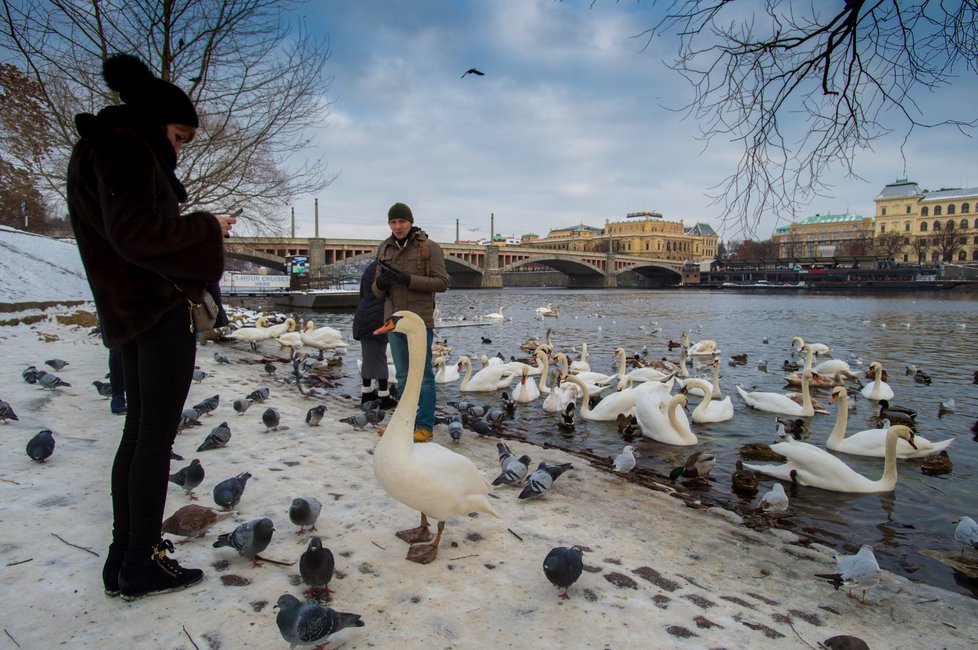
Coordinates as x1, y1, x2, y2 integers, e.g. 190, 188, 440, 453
780, 229, 802, 258
873, 231, 906, 259
0, 0, 334, 235
733, 238, 778, 259
933, 219, 964, 262
911, 236, 929, 264
840, 237, 869, 257
715, 240, 727, 260
646, 1, 978, 234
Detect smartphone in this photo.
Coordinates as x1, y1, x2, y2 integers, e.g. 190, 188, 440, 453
224, 208, 242, 238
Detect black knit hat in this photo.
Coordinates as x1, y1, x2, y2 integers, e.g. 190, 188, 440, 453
102, 54, 199, 128
388, 202, 414, 223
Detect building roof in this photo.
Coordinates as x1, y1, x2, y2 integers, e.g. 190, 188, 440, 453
919, 186, 978, 202
685, 222, 716, 236
550, 224, 602, 234
793, 213, 868, 225
875, 179, 922, 200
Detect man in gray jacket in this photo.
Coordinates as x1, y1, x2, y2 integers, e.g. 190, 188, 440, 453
373, 202, 449, 441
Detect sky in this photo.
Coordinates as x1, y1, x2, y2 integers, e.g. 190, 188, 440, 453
278, 0, 978, 245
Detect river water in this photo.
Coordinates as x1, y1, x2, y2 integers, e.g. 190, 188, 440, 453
247, 287, 978, 598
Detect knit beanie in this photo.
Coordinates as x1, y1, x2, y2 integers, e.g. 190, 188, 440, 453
388, 202, 414, 223
102, 54, 199, 128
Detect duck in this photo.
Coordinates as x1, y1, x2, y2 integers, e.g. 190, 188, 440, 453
920, 450, 953, 476
736, 371, 818, 417
433, 356, 460, 384
562, 374, 637, 422
731, 460, 759, 496
430, 338, 452, 357
371, 311, 498, 564
775, 416, 808, 438
484, 306, 505, 321
860, 361, 894, 401
737, 443, 786, 461
682, 330, 718, 356
876, 399, 917, 428
542, 306, 559, 318
729, 353, 749, 365
913, 369, 932, 385
670, 451, 716, 482
743, 424, 917, 493
680, 377, 734, 424
456, 356, 516, 392
520, 328, 553, 353
557, 402, 576, 432
635, 393, 697, 446
511, 367, 541, 404
225, 316, 272, 350
826, 387, 952, 459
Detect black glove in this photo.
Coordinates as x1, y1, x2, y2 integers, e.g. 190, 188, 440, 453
379, 261, 410, 286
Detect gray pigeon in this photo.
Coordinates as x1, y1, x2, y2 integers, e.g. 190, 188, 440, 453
339, 412, 370, 430
263, 362, 277, 376
232, 398, 252, 415
363, 408, 386, 426
275, 594, 364, 648
289, 497, 323, 534
448, 420, 463, 444
305, 405, 327, 426
247, 387, 270, 403
197, 422, 231, 451
26, 429, 55, 462
492, 442, 531, 486
92, 380, 113, 398
22, 366, 39, 384
213, 517, 274, 567
191, 368, 208, 383
466, 418, 492, 436
178, 407, 203, 431
0, 399, 19, 423
213, 351, 231, 364
38, 372, 70, 389
192, 394, 220, 416
543, 546, 584, 599
168, 459, 205, 499
45, 358, 69, 371
299, 536, 335, 597
262, 407, 281, 431
518, 462, 573, 500
213, 471, 252, 510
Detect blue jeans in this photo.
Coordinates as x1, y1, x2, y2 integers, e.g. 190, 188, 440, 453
388, 328, 435, 431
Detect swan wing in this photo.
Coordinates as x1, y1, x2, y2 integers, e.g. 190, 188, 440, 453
736, 386, 804, 416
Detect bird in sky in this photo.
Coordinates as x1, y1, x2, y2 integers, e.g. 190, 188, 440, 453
461, 68, 484, 78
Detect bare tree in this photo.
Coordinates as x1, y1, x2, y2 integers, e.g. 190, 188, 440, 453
646, 1, 978, 236
0, 0, 334, 234
873, 231, 905, 259
933, 219, 964, 262
910, 236, 929, 264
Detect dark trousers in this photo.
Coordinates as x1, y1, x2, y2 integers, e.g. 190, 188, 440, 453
108, 346, 125, 396
112, 304, 196, 562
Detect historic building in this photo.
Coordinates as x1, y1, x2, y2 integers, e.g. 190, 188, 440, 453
771, 213, 876, 257
874, 179, 978, 263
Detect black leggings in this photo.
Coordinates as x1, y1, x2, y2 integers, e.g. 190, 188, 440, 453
112, 304, 196, 562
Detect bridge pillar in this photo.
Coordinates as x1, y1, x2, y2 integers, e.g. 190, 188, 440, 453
604, 249, 617, 288
307, 238, 326, 278
481, 245, 504, 288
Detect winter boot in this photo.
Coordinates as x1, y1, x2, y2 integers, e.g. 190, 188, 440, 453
118, 540, 203, 601
102, 541, 126, 597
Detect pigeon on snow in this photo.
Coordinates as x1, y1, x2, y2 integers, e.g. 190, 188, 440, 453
44, 358, 69, 371
305, 404, 327, 426
197, 422, 231, 451
168, 459, 205, 499
38, 372, 70, 389
26, 429, 55, 462
275, 594, 364, 648
213, 471, 252, 510
262, 407, 281, 431
492, 442, 531, 486
162, 504, 234, 539
213, 351, 231, 364
543, 546, 584, 599
192, 394, 220, 416
91, 380, 113, 398
232, 397, 252, 415
213, 517, 274, 566
289, 496, 323, 534
247, 387, 270, 403
0, 399, 19, 423
518, 462, 573, 500
299, 536, 335, 598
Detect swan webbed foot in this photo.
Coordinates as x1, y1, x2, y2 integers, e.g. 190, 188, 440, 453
406, 542, 439, 564
396, 525, 433, 544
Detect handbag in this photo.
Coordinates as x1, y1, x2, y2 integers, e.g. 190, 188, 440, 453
188, 290, 219, 333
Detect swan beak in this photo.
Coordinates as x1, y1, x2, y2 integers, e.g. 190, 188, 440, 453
374, 318, 397, 335
907, 432, 917, 450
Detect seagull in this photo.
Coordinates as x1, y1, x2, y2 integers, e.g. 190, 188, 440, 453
612, 445, 637, 474
518, 462, 573, 500
543, 546, 584, 599
954, 516, 978, 557
461, 68, 485, 78
274, 594, 364, 647
815, 544, 881, 604
758, 482, 789, 518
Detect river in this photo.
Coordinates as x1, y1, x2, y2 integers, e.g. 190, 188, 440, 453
243, 287, 978, 599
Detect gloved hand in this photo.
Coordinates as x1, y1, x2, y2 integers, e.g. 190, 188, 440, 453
378, 261, 410, 286
390, 268, 411, 285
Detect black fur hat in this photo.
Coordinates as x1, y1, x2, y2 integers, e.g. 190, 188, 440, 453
102, 54, 198, 128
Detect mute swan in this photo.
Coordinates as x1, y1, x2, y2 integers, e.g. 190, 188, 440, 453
434, 356, 460, 384
736, 371, 817, 417
681, 378, 734, 424
299, 321, 348, 352
814, 358, 850, 375
372, 311, 498, 564
635, 393, 697, 446
226, 316, 272, 350
534, 303, 554, 315
682, 330, 718, 356
457, 356, 516, 392
860, 361, 894, 401
791, 335, 830, 356
614, 347, 672, 385
744, 424, 917, 493
827, 387, 952, 459
520, 328, 553, 353
569, 343, 591, 373
563, 375, 636, 421
552, 354, 608, 396
542, 369, 575, 413
511, 367, 541, 403
263, 317, 297, 338
484, 306, 505, 321
678, 356, 722, 398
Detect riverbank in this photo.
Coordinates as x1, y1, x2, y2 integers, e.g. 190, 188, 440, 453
1, 305, 976, 649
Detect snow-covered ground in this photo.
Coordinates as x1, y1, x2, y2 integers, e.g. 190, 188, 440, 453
0, 225, 92, 304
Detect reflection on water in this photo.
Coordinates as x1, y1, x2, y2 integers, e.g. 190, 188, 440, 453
263, 288, 978, 598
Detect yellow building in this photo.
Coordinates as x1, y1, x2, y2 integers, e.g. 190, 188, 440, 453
772, 213, 875, 257
874, 179, 978, 263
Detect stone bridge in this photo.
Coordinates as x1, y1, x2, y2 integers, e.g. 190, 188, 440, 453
223, 237, 685, 288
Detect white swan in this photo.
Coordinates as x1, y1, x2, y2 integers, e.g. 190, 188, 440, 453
434, 356, 460, 384
553, 353, 608, 396
681, 377, 734, 424
678, 356, 722, 398
827, 387, 952, 459
225, 316, 272, 350
635, 393, 697, 446
541, 369, 575, 413
682, 330, 718, 356
263, 317, 297, 338
744, 424, 917, 493
736, 371, 817, 417
791, 335, 830, 356
534, 303, 553, 315
484, 306, 505, 321
614, 347, 673, 386
299, 320, 348, 352
563, 375, 636, 421
457, 356, 516, 392
511, 367, 541, 403
569, 342, 591, 373
814, 358, 850, 376
861, 361, 894, 401
372, 311, 498, 564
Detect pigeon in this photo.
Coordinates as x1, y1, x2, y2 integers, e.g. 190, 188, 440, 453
815, 544, 881, 603
305, 404, 327, 426
192, 394, 220, 416
213, 351, 231, 364
954, 516, 978, 557
448, 420, 463, 443
299, 536, 335, 597
213, 471, 252, 510
92, 380, 113, 398
492, 442, 531, 486
669, 451, 716, 482
247, 387, 270, 403
45, 358, 69, 371
162, 504, 234, 540
191, 368, 208, 383
197, 422, 231, 451
289, 496, 323, 534
213, 517, 274, 566
232, 397, 252, 415
518, 462, 573, 500
759, 482, 789, 517
275, 594, 364, 648
543, 546, 584, 599
0, 399, 19, 423
613, 445, 637, 474
168, 459, 205, 499
37, 372, 70, 389
262, 407, 281, 431
22, 365, 40, 384
177, 407, 203, 431
170, 450, 184, 461
821, 635, 871, 650
263, 362, 277, 376
339, 412, 371, 430
460, 67, 485, 78
363, 407, 386, 426
26, 429, 55, 462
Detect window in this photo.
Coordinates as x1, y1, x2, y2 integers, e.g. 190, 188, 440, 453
948, 204, 956, 215
948, 220, 955, 231
962, 219, 969, 230
881, 207, 887, 216
920, 222, 928, 232
906, 205, 912, 214
904, 221, 911, 231
934, 221, 941, 231
974, 250, 978, 261
903, 254, 908, 262
962, 203, 970, 213
959, 251, 967, 261
880, 224, 886, 234
921, 207, 929, 216
931, 251, 940, 262
934, 205, 942, 216
904, 238, 910, 245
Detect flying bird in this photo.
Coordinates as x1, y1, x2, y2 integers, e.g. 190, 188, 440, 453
543, 546, 584, 599
461, 68, 485, 78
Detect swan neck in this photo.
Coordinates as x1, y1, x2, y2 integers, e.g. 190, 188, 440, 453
828, 393, 848, 444
881, 428, 899, 486
668, 397, 694, 443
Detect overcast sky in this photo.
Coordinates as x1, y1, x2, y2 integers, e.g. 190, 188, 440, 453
283, 1, 978, 245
